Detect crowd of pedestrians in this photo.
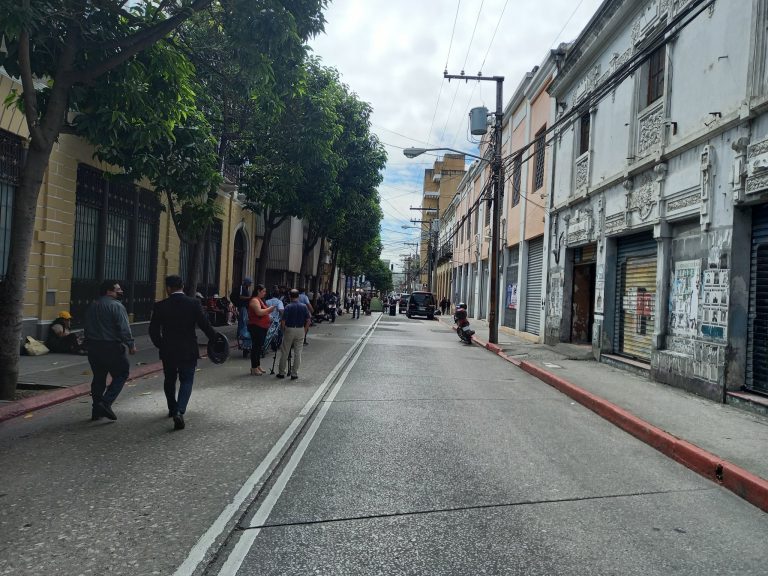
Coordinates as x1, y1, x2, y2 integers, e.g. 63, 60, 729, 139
65, 276, 371, 430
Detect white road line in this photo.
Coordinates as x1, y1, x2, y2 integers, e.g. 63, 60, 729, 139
217, 318, 378, 576
171, 317, 381, 576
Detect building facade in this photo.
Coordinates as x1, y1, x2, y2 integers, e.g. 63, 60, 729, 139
545, 0, 768, 399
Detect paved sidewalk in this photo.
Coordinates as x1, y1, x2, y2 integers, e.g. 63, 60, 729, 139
438, 315, 768, 512
1, 325, 238, 422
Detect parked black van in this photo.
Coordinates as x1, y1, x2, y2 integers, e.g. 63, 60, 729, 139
406, 291, 436, 320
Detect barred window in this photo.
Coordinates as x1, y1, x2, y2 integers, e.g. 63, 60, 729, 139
533, 128, 546, 190
579, 113, 591, 156
646, 47, 665, 107
512, 154, 522, 207
0, 130, 23, 280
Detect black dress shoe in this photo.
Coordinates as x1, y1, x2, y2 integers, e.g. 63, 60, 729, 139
276, 374, 285, 379
167, 410, 174, 418
290, 375, 298, 380
173, 413, 185, 430
91, 407, 103, 421
98, 401, 117, 421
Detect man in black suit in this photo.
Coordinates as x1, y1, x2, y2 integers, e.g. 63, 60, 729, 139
150, 275, 217, 430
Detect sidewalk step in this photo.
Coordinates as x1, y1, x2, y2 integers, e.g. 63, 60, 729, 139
727, 391, 768, 418
601, 353, 651, 379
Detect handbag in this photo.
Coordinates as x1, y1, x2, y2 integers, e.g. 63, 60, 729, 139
24, 336, 50, 356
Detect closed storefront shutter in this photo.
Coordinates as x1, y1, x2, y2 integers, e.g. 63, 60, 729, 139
479, 260, 488, 319
748, 204, 768, 394
525, 236, 544, 335
614, 233, 657, 362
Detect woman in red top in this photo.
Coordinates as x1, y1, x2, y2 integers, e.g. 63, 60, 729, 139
247, 284, 276, 375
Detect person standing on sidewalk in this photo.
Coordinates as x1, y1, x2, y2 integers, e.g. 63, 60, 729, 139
352, 291, 362, 319
298, 287, 313, 345
276, 289, 311, 380
149, 275, 217, 431
84, 279, 136, 421
247, 284, 276, 376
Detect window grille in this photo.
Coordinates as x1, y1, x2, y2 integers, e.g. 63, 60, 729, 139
512, 155, 522, 207
0, 130, 23, 280
646, 47, 665, 106
579, 113, 591, 156
533, 128, 546, 190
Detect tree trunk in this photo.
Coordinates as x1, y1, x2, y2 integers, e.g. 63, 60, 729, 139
0, 140, 56, 399
184, 236, 205, 296
312, 241, 325, 302
327, 249, 338, 293
299, 235, 319, 281
256, 221, 275, 287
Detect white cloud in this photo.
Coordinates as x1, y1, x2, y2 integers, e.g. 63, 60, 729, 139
310, 0, 604, 269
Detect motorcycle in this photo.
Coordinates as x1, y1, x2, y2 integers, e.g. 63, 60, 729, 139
325, 302, 337, 323
454, 303, 474, 345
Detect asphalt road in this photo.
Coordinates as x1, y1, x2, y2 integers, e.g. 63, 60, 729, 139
1, 311, 767, 575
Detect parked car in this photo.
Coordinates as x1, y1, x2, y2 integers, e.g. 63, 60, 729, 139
406, 291, 436, 319
398, 293, 410, 314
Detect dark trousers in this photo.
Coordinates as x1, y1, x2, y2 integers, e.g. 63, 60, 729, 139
248, 324, 267, 368
353, 304, 360, 319
163, 358, 198, 415
88, 341, 129, 408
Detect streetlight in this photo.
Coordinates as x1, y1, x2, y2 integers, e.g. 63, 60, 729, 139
403, 147, 488, 163
403, 73, 504, 345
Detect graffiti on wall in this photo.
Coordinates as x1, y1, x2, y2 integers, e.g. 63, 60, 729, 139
669, 259, 701, 337
700, 268, 729, 340
548, 273, 563, 318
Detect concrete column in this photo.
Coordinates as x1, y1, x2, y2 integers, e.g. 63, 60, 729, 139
653, 222, 673, 350
599, 236, 618, 356
726, 205, 752, 391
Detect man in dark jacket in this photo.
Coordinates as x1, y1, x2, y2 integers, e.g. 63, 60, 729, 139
150, 275, 217, 430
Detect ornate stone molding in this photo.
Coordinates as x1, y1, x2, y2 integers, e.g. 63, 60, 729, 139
605, 213, 626, 235
574, 153, 590, 195
667, 193, 699, 212
567, 207, 594, 246
626, 172, 656, 221
574, 64, 601, 104
637, 103, 665, 157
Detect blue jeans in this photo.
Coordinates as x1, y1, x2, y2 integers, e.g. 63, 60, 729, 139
88, 341, 130, 408
163, 359, 198, 415
353, 304, 360, 318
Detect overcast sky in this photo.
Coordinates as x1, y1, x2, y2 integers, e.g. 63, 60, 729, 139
310, 0, 604, 271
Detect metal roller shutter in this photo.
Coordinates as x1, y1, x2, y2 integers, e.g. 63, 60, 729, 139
525, 236, 544, 335
615, 233, 657, 362
748, 205, 768, 394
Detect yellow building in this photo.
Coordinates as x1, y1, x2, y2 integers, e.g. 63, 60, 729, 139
0, 73, 264, 337
417, 153, 466, 294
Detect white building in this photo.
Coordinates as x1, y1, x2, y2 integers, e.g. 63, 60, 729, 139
544, 0, 768, 401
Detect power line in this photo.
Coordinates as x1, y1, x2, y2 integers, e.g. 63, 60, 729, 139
461, 0, 485, 73
550, 0, 587, 49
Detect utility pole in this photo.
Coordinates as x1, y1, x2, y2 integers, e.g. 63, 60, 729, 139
444, 71, 504, 344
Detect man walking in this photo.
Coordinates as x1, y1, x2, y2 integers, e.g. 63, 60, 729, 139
276, 289, 311, 380
84, 279, 136, 421
150, 275, 217, 430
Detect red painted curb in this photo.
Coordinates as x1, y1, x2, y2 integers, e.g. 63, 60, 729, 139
0, 360, 166, 424
515, 359, 768, 514
0, 340, 237, 425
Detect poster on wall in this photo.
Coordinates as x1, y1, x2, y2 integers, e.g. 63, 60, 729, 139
700, 268, 729, 340
669, 259, 700, 337
506, 283, 518, 309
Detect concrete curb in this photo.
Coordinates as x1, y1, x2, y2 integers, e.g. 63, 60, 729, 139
456, 322, 768, 514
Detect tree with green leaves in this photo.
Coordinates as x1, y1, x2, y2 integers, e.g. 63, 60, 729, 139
0, 0, 326, 399
236, 57, 343, 286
